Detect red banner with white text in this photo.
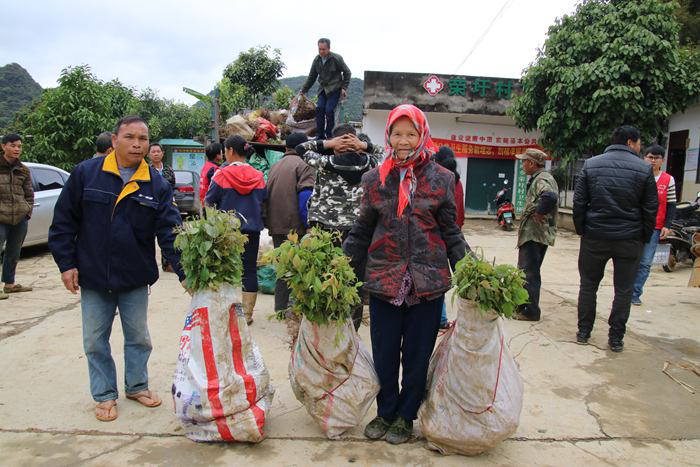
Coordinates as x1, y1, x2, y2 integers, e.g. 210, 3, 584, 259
432, 138, 546, 160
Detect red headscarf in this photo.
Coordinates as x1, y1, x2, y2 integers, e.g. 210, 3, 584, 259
379, 104, 436, 217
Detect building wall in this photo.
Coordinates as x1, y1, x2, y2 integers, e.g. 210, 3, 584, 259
665, 102, 700, 203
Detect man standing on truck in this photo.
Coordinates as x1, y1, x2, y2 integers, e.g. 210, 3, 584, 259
300, 38, 351, 140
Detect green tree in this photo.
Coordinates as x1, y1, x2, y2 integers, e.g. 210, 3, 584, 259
217, 79, 249, 119
272, 85, 294, 109
12, 65, 115, 170
8, 65, 210, 170
223, 45, 285, 109
509, 0, 700, 160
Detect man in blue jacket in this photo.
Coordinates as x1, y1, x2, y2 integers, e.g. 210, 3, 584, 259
49, 116, 186, 422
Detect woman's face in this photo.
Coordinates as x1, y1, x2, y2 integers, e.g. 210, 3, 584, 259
148, 145, 163, 163
389, 117, 420, 160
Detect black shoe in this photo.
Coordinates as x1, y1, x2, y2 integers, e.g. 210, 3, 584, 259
385, 417, 413, 445
609, 340, 624, 352
513, 311, 540, 321
576, 332, 589, 344
364, 416, 392, 440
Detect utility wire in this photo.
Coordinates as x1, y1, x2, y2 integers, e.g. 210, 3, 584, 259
453, 0, 515, 74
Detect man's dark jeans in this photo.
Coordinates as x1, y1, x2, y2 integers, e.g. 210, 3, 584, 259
517, 241, 548, 320
577, 236, 643, 341
0, 219, 28, 284
316, 89, 341, 139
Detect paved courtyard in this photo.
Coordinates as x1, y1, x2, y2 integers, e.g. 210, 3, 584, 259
0, 220, 698, 466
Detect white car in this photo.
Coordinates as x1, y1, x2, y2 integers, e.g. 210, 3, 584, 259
23, 162, 70, 247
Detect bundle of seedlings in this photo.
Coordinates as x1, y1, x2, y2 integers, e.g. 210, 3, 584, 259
172, 207, 275, 443
269, 228, 379, 439
291, 94, 316, 122
418, 252, 527, 455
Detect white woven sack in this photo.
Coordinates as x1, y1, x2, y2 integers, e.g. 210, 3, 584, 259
173, 284, 275, 442
289, 316, 379, 439
418, 298, 523, 455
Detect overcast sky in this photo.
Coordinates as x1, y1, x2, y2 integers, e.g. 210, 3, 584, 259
3, 0, 578, 105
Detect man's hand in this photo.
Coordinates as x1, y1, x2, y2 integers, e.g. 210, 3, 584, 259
61, 268, 79, 294
341, 89, 347, 99
336, 134, 367, 153
532, 212, 546, 224
181, 279, 192, 296
660, 227, 670, 240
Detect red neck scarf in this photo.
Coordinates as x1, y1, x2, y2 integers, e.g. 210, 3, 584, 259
379, 104, 435, 217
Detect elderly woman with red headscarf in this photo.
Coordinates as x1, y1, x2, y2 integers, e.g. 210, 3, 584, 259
343, 104, 469, 444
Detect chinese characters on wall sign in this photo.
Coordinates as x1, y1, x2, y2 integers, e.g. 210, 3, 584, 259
450, 134, 537, 145
422, 75, 516, 100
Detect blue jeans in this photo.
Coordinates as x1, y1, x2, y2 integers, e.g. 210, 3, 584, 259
440, 302, 448, 325
0, 219, 28, 284
81, 286, 151, 402
632, 229, 661, 301
316, 89, 341, 139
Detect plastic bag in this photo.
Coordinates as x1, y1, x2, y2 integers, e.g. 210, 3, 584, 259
224, 115, 254, 141
253, 118, 278, 143
257, 265, 276, 295
418, 298, 523, 456
287, 94, 316, 125
289, 316, 380, 439
173, 284, 275, 442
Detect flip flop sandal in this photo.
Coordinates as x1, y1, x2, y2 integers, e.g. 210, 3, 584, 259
0, 293, 8, 300
4, 284, 33, 293
95, 400, 118, 422
126, 390, 162, 408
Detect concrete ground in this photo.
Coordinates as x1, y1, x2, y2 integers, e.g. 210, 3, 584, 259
1, 220, 698, 466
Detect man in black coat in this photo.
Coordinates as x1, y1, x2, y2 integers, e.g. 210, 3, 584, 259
573, 126, 658, 352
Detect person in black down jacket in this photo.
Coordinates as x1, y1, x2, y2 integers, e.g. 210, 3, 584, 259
573, 125, 658, 352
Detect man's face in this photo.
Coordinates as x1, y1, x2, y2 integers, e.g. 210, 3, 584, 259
522, 159, 538, 175
1, 140, 22, 163
318, 42, 330, 58
628, 138, 641, 154
112, 122, 149, 168
148, 145, 163, 163
644, 152, 663, 171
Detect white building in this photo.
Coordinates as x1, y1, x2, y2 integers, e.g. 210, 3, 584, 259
361, 71, 542, 214
665, 102, 700, 203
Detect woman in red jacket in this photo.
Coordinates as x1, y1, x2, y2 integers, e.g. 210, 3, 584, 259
344, 105, 469, 444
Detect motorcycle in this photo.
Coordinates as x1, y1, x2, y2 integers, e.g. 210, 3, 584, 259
494, 186, 516, 231
662, 222, 700, 272
672, 190, 700, 227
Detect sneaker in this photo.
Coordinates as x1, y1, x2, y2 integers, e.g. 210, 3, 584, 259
609, 340, 624, 353
385, 417, 413, 445
576, 332, 589, 344
631, 298, 642, 306
364, 416, 392, 440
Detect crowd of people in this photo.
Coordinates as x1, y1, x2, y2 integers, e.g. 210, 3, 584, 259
0, 37, 676, 442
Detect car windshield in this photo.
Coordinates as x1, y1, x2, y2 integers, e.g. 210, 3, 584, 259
175, 172, 194, 186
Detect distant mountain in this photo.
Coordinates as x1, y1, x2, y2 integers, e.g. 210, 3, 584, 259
0, 63, 43, 129
278, 76, 364, 122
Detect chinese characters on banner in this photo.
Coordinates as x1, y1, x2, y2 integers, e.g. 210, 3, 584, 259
432, 138, 544, 160
515, 160, 528, 214
451, 134, 537, 145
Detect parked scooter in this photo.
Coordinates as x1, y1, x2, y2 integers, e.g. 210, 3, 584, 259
673, 190, 700, 227
494, 185, 516, 231
662, 222, 700, 272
